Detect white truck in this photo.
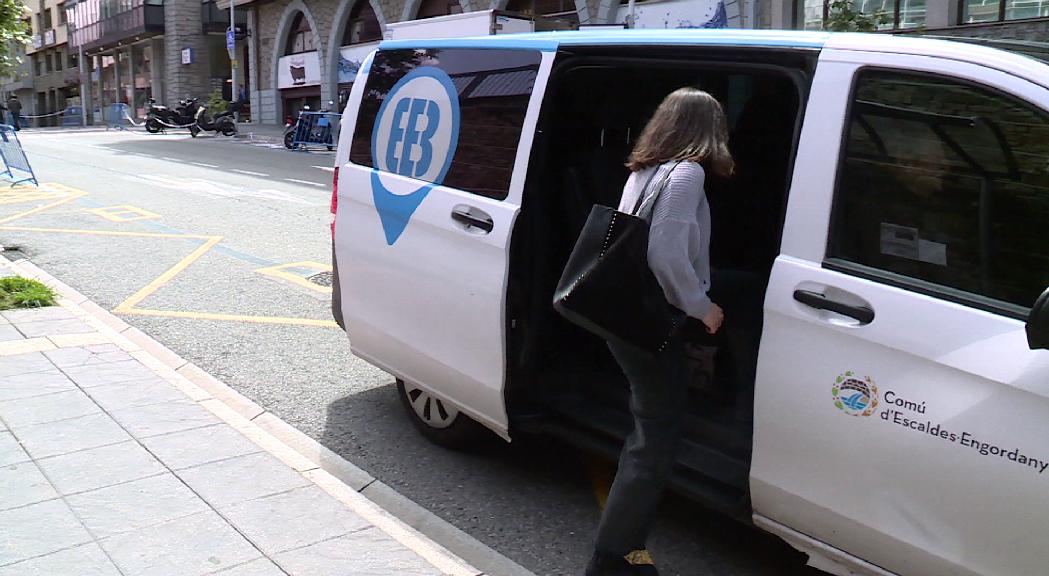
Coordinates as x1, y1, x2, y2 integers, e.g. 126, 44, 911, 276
383, 9, 535, 41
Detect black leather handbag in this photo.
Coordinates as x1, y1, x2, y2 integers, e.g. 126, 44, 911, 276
553, 163, 686, 354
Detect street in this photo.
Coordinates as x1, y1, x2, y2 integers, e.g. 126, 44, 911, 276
1, 128, 821, 576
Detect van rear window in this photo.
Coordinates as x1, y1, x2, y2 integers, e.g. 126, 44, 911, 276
350, 48, 542, 201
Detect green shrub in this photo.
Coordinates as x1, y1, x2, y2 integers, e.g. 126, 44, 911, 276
0, 276, 56, 309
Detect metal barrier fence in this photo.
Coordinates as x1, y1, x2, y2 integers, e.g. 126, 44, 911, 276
104, 103, 131, 130
0, 125, 38, 186
61, 106, 84, 127
291, 112, 340, 151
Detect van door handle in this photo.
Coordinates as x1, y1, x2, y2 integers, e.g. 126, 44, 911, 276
450, 207, 494, 233
793, 290, 875, 324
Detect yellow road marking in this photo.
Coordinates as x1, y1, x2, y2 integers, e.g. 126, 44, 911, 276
118, 308, 339, 327
0, 190, 87, 224
0, 187, 67, 205
256, 261, 333, 294
114, 235, 223, 311
1, 183, 337, 328
87, 205, 161, 222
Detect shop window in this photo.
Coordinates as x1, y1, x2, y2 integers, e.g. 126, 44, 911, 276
828, 70, 1049, 314
284, 13, 316, 55
351, 48, 541, 200
799, 0, 925, 29
416, 0, 463, 18
342, 1, 382, 45
508, 0, 579, 18
962, 0, 1049, 22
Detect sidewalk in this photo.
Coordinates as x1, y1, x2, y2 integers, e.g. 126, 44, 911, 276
0, 259, 479, 576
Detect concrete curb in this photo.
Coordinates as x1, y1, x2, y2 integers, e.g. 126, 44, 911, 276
0, 254, 537, 576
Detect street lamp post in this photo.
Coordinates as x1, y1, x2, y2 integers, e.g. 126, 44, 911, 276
68, 0, 89, 126
229, 1, 238, 113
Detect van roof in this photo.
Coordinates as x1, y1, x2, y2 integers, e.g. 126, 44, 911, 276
378, 28, 832, 52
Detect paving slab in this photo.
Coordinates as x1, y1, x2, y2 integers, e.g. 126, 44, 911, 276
44, 345, 133, 368
0, 431, 29, 466
82, 379, 187, 412
220, 485, 371, 554
0, 389, 101, 428
275, 528, 443, 576
14, 412, 131, 459
1, 307, 77, 323
66, 473, 210, 539
0, 352, 54, 378
109, 400, 221, 438
13, 318, 96, 338
139, 423, 262, 470
0, 325, 23, 342
209, 558, 287, 576
0, 542, 120, 576
0, 460, 58, 510
61, 360, 162, 388
0, 499, 93, 565
177, 452, 311, 508
0, 369, 79, 402
99, 511, 262, 576
36, 440, 167, 496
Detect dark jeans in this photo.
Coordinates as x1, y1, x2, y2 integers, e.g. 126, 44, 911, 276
8, 112, 19, 130
594, 337, 688, 557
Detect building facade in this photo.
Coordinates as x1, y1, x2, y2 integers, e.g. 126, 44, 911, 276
64, 0, 245, 120
24, 0, 76, 125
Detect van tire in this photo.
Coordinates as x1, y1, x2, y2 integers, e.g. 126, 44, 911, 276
396, 380, 487, 450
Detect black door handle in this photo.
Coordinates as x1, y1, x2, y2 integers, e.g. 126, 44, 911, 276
451, 208, 494, 233
793, 290, 875, 324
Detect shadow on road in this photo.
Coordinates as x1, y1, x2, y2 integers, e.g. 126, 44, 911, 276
319, 384, 818, 576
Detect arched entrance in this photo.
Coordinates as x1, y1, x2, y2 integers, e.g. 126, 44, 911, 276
276, 9, 323, 123
332, 0, 383, 111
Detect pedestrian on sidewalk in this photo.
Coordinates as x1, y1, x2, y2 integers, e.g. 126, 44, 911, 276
584, 87, 733, 576
6, 95, 22, 130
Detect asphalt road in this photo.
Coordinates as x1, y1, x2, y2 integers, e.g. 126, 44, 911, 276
0, 128, 822, 576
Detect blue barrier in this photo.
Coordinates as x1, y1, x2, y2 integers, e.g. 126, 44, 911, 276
0, 125, 37, 186
291, 112, 340, 151
103, 103, 130, 130
61, 106, 83, 127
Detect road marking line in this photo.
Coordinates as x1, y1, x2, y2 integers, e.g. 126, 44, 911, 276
283, 178, 325, 187
87, 204, 161, 222
0, 191, 88, 224
231, 169, 269, 177
0, 225, 211, 239
190, 162, 220, 168
162, 157, 183, 162
256, 261, 332, 294
120, 308, 339, 327
115, 235, 223, 311
311, 166, 335, 172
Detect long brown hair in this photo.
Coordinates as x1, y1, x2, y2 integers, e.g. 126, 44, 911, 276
626, 87, 734, 177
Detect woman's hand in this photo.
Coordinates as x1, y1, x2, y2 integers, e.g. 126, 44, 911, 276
701, 303, 724, 334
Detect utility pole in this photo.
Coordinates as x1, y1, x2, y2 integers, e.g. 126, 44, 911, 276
228, 1, 238, 113
69, 0, 90, 125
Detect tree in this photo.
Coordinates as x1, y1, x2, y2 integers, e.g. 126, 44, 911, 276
0, 0, 29, 80
825, 0, 890, 32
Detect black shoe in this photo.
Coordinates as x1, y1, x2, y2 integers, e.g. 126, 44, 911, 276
585, 553, 659, 576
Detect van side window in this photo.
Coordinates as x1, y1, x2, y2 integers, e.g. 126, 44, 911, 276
350, 48, 542, 200
828, 69, 1049, 313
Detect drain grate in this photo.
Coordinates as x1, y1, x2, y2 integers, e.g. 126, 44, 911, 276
1, 245, 28, 260
308, 271, 333, 287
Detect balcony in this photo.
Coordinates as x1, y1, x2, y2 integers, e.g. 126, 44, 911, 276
71, 2, 164, 52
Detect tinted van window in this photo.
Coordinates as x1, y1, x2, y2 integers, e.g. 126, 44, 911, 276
829, 70, 1049, 312
351, 48, 542, 200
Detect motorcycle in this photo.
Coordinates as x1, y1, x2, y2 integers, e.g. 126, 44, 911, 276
144, 98, 195, 133
283, 102, 335, 151
186, 99, 238, 137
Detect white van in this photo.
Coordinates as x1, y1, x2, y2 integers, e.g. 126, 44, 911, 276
331, 30, 1049, 576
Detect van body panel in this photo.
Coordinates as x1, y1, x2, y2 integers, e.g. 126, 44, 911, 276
752, 48, 1049, 576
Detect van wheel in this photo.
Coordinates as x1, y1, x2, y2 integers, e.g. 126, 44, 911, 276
397, 380, 487, 450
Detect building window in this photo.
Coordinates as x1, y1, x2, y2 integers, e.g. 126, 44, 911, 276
800, 0, 925, 28
44, 8, 53, 29
508, 0, 579, 20
416, 0, 463, 18
961, 0, 1049, 22
34, 55, 42, 76
284, 13, 316, 55
828, 69, 1049, 314
59, 7, 66, 24
45, 53, 53, 73
69, 51, 77, 69
342, 1, 382, 45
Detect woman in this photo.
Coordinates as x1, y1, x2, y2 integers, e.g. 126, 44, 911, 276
586, 87, 734, 576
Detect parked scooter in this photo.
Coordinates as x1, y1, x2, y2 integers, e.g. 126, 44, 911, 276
185, 99, 237, 137
144, 98, 196, 133
283, 102, 335, 151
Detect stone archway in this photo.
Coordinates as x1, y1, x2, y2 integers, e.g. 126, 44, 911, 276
326, 0, 388, 105
271, 0, 325, 123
